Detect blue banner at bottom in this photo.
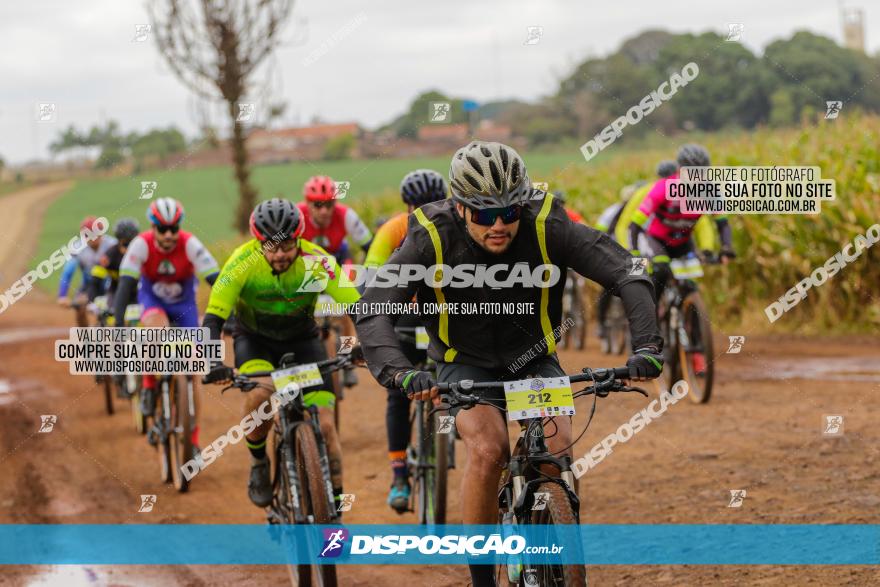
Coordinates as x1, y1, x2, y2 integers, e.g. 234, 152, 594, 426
1, 524, 877, 565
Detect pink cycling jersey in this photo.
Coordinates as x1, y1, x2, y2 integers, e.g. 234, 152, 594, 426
634, 174, 702, 247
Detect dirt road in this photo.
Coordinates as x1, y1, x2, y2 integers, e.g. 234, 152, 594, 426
0, 182, 878, 585
0, 181, 73, 290
1, 295, 878, 586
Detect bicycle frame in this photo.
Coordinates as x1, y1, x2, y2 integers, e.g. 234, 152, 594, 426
503, 417, 580, 524
156, 373, 194, 446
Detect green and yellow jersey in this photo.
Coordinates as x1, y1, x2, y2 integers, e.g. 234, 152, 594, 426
206, 238, 359, 341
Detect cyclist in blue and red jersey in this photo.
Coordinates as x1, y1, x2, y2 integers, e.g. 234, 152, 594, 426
113, 198, 219, 451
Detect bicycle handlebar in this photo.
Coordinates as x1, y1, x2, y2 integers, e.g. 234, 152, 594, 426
435, 367, 646, 412
211, 347, 363, 391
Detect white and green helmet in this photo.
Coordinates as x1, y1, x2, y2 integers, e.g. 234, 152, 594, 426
449, 141, 532, 210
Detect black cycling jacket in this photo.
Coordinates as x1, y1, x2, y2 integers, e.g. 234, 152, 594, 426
355, 195, 662, 388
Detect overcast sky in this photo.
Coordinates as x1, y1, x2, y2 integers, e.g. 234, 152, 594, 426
0, 0, 875, 164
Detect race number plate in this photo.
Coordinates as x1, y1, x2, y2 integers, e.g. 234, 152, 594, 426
503, 376, 575, 421
670, 256, 704, 279
272, 362, 324, 392
124, 304, 143, 322
415, 326, 430, 350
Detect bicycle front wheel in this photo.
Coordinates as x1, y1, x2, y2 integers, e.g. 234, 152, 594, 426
292, 422, 337, 587
101, 376, 114, 415
128, 375, 147, 434
169, 375, 193, 493
679, 292, 714, 403
522, 482, 586, 587
433, 413, 449, 525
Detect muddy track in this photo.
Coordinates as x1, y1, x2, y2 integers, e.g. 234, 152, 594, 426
1, 184, 878, 585
1, 296, 879, 586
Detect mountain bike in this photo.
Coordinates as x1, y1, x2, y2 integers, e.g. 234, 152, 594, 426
558, 271, 586, 351
395, 325, 456, 525
117, 303, 148, 433
437, 367, 648, 587
599, 295, 629, 356
315, 294, 351, 430
85, 296, 115, 415
148, 367, 196, 493
89, 297, 147, 428
658, 252, 718, 403
219, 349, 363, 587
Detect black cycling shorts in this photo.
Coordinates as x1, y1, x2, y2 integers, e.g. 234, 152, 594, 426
233, 332, 336, 397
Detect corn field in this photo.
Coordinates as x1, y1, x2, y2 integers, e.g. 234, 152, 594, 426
555, 113, 880, 333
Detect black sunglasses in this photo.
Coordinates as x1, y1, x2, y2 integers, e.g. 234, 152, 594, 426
155, 224, 180, 234
311, 201, 335, 210
468, 205, 523, 226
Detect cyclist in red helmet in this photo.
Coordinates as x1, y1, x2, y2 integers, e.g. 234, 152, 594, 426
298, 176, 373, 263
298, 176, 373, 389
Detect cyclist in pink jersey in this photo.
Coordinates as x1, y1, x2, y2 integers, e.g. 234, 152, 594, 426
628, 144, 735, 303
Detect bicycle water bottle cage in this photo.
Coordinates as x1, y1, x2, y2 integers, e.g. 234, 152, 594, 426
279, 352, 296, 368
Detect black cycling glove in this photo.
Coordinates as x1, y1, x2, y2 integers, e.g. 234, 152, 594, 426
203, 363, 234, 384
394, 369, 436, 397
627, 346, 664, 380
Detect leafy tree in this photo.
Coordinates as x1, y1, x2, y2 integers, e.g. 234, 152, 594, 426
130, 127, 187, 165
150, 0, 295, 234
323, 133, 355, 161
652, 32, 771, 130
386, 90, 470, 138
763, 31, 879, 120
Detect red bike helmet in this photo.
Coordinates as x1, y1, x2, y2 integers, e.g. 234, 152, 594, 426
303, 176, 336, 202
80, 216, 98, 231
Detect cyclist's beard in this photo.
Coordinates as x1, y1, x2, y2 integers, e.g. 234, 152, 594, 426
269, 252, 297, 274
270, 258, 292, 273
473, 227, 514, 254
155, 232, 178, 252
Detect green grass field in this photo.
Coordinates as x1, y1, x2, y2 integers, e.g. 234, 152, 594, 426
25, 115, 880, 334
27, 151, 581, 294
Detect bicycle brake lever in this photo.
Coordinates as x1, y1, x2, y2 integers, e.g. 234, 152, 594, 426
623, 386, 649, 397
428, 403, 451, 417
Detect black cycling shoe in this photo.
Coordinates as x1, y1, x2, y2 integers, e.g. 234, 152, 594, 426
146, 425, 160, 447
248, 457, 273, 507
114, 375, 130, 399
342, 366, 358, 388
140, 387, 156, 417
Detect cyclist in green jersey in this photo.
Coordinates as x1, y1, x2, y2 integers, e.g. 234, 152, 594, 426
201, 198, 360, 509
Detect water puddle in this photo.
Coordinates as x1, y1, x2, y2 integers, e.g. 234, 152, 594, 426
0, 327, 69, 345
26, 566, 100, 586
733, 356, 880, 382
